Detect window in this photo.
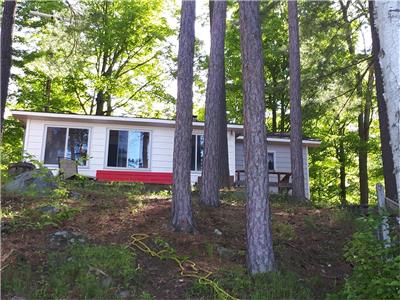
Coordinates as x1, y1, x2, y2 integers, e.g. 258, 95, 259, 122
44, 127, 89, 165
267, 152, 275, 171
191, 134, 204, 171
107, 130, 150, 169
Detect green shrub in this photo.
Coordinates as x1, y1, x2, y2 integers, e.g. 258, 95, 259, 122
336, 214, 400, 299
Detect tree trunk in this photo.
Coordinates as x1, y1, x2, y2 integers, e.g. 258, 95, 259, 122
340, 0, 371, 207
44, 77, 52, 112
371, 0, 400, 200
239, 0, 275, 274
1, 0, 17, 132
201, 0, 227, 206
280, 95, 285, 132
288, 0, 305, 200
171, 0, 196, 233
358, 68, 373, 211
218, 78, 231, 189
336, 129, 347, 207
95, 91, 105, 115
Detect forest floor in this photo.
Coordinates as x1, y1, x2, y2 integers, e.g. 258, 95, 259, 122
1, 181, 357, 300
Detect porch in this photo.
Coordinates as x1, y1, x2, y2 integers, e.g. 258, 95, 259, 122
235, 169, 293, 193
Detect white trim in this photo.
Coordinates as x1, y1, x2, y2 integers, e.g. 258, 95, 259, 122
42, 124, 92, 169
104, 127, 152, 171
236, 135, 321, 147
11, 110, 243, 130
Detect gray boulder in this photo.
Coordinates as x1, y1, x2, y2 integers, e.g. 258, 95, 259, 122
49, 230, 87, 249
3, 169, 57, 195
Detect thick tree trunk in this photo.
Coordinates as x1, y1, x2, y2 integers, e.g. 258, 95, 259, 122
1, 0, 17, 132
171, 0, 196, 233
371, 0, 400, 200
201, 0, 227, 206
288, 0, 305, 200
239, 0, 275, 274
369, 0, 398, 201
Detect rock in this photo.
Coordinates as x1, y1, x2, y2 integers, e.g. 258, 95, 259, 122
214, 229, 222, 236
101, 276, 112, 288
117, 290, 130, 298
8, 162, 35, 177
37, 205, 60, 214
69, 191, 81, 199
1, 221, 10, 234
216, 245, 237, 260
49, 230, 86, 249
3, 169, 57, 196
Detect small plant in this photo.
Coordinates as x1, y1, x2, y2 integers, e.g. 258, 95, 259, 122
272, 222, 296, 241
188, 266, 312, 300
333, 214, 400, 299
1, 244, 140, 299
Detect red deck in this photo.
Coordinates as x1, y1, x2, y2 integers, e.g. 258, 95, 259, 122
96, 170, 173, 184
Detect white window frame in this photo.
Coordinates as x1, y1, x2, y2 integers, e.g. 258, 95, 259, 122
191, 134, 204, 172
104, 128, 152, 171
42, 125, 91, 168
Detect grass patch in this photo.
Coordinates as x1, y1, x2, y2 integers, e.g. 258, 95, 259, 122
1, 244, 141, 299
188, 266, 312, 300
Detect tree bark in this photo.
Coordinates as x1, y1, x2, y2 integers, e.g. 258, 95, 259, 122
358, 68, 373, 210
288, 0, 306, 200
44, 77, 52, 112
370, 0, 400, 200
335, 126, 347, 207
171, 0, 196, 233
1, 0, 17, 132
201, 0, 227, 206
239, 0, 275, 274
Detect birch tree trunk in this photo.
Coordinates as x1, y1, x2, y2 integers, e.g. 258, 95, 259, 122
201, 0, 227, 206
239, 0, 275, 274
288, 0, 306, 200
1, 0, 17, 132
370, 0, 400, 200
171, 0, 196, 232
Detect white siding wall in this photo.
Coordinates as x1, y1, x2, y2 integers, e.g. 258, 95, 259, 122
235, 140, 311, 199
23, 118, 236, 185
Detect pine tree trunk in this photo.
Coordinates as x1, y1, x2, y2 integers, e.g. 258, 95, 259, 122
288, 0, 305, 200
1, 0, 17, 132
201, 0, 227, 206
239, 0, 275, 274
218, 79, 231, 189
370, 0, 400, 200
171, 0, 196, 232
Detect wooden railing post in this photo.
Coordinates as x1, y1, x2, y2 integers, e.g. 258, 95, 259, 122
376, 183, 391, 247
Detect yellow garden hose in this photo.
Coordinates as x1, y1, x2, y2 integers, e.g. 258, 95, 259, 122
130, 233, 239, 300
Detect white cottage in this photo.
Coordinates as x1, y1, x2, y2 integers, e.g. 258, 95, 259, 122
11, 110, 320, 198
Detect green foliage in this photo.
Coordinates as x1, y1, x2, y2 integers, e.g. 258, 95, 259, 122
188, 266, 312, 300
1, 244, 139, 299
336, 215, 400, 299
3, 200, 80, 231
0, 119, 24, 181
